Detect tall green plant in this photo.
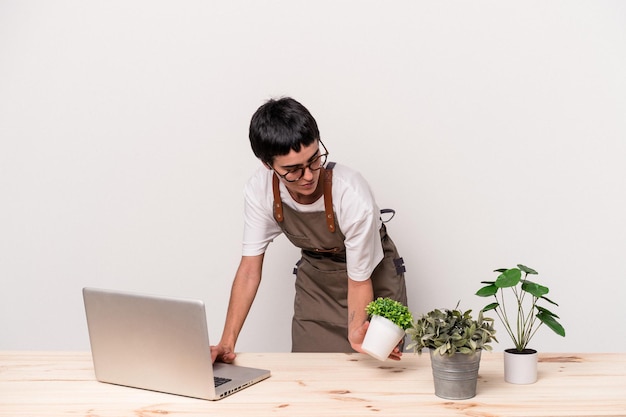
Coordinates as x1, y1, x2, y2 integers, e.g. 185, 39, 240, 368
476, 264, 565, 351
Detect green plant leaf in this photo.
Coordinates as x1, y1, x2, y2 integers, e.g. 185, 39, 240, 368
495, 268, 521, 288
494, 268, 507, 273
536, 305, 560, 319
521, 280, 549, 297
541, 295, 559, 306
476, 284, 498, 297
481, 302, 499, 312
518, 264, 538, 275
537, 311, 566, 337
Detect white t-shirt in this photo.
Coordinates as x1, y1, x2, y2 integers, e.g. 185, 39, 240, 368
242, 163, 384, 281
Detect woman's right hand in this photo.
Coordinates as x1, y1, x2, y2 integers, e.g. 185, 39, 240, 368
210, 344, 237, 364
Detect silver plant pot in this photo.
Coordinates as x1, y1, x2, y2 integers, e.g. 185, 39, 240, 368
429, 349, 482, 400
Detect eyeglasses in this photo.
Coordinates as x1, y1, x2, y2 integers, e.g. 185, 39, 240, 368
273, 140, 329, 183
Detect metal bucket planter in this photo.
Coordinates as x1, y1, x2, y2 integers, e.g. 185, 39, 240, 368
429, 349, 482, 400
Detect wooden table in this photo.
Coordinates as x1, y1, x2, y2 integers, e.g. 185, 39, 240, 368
1, 351, 625, 416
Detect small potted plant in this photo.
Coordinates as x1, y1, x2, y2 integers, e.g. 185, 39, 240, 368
475, 264, 566, 384
361, 297, 413, 361
406, 305, 497, 400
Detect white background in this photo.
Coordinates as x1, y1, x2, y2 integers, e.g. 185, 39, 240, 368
1, 1, 625, 353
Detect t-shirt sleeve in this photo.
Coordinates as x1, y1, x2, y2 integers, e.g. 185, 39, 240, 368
241, 170, 283, 256
334, 168, 384, 282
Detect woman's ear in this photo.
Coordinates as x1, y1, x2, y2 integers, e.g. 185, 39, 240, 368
263, 161, 272, 170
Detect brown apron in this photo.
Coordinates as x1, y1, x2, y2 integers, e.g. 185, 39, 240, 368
272, 163, 408, 352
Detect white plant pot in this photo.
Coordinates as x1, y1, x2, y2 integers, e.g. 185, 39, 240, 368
504, 348, 538, 384
361, 315, 405, 361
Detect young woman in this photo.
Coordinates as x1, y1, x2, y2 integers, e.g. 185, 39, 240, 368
211, 97, 407, 362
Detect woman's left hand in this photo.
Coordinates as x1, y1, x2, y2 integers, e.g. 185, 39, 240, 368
349, 320, 403, 361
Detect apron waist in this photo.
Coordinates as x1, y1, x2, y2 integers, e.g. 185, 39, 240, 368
302, 249, 346, 263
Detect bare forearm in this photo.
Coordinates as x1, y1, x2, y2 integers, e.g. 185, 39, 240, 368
219, 254, 264, 349
347, 278, 373, 349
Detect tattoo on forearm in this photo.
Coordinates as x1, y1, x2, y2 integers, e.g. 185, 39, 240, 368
349, 311, 355, 324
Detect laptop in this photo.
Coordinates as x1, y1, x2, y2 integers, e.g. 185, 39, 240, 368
82, 287, 271, 400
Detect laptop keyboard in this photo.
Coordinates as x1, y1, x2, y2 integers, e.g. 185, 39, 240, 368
214, 376, 232, 387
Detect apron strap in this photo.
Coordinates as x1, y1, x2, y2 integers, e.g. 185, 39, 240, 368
272, 162, 336, 234
380, 208, 396, 223
323, 162, 336, 233
272, 173, 284, 223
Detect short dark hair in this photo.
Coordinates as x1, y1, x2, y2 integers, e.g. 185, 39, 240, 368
249, 97, 320, 164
